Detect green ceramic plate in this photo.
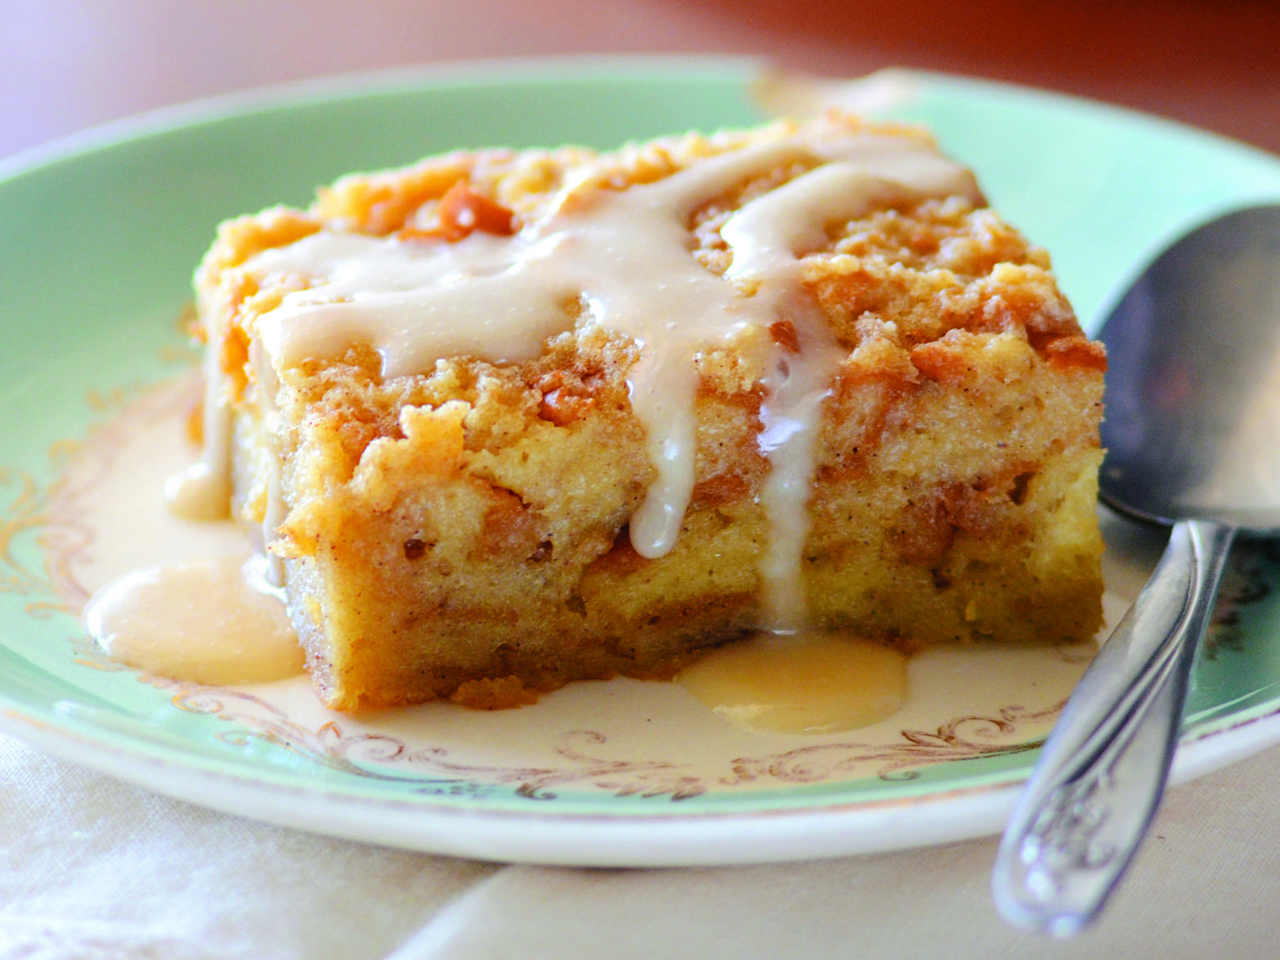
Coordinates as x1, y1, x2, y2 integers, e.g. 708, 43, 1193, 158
3, 56, 1280, 866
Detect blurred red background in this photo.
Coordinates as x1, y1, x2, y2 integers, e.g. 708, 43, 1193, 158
3, 0, 1277, 158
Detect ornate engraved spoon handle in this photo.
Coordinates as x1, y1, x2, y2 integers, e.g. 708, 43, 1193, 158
992, 517, 1236, 935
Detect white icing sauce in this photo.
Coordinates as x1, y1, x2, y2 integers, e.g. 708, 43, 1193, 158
172, 124, 980, 629
84, 554, 305, 685
165, 295, 234, 521
248, 337, 287, 586
162, 459, 230, 522
677, 629, 909, 734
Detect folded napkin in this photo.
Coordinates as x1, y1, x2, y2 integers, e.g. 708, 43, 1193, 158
2, 730, 1278, 960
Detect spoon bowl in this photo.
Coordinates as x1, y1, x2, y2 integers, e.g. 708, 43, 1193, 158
1102, 204, 1280, 532
992, 203, 1280, 934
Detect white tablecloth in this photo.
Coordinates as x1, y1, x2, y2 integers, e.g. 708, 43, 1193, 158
3, 730, 1278, 960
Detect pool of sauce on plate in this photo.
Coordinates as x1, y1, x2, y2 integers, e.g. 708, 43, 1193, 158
677, 630, 908, 734
84, 554, 304, 685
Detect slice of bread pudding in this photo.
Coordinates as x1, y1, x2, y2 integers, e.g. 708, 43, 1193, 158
178, 112, 1105, 712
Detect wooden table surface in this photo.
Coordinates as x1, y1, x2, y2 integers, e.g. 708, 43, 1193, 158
3, 0, 1279, 160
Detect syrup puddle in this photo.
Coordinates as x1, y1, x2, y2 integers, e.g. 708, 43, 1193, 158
85, 554, 304, 686
678, 631, 908, 734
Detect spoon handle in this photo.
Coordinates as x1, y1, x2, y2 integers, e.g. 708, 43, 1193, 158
992, 517, 1236, 935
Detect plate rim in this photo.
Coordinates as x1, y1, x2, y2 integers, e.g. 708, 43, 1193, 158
5, 691, 1279, 867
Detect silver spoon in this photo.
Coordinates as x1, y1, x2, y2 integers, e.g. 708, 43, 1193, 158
992, 203, 1280, 935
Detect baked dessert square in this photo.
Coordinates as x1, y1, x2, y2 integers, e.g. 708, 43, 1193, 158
178, 112, 1106, 712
